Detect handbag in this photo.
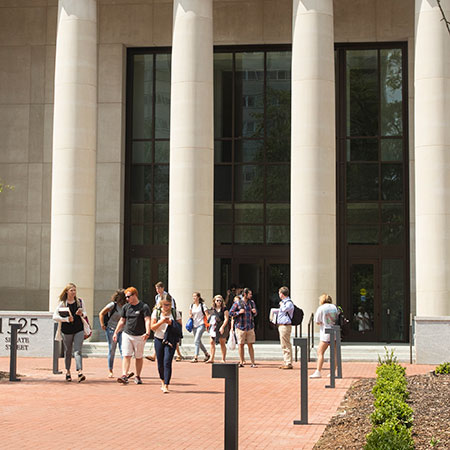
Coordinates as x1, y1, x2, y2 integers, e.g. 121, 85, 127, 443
81, 316, 92, 340
185, 317, 194, 333
227, 329, 237, 351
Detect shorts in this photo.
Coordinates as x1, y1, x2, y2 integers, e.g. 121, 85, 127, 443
122, 332, 146, 359
235, 328, 256, 345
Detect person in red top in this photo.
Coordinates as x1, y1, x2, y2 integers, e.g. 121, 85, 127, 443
229, 288, 257, 367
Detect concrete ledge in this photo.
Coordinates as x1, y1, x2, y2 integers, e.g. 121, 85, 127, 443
415, 316, 450, 364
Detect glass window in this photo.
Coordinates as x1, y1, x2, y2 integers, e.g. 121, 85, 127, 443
380, 49, 403, 137
131, 166, 152, 203
132, 142, 152, 164
347, 225, 379, 244
154, 165, 169, 202
266, 225, 290, 244
155, 54, 171, 139
347, 203, 379, 224
234, 165, 264, 202
235, 140, 264, 163
234, 225, 264, 244
266, 203, 290, 224
155, 141, 169, 163
235, 53, 264, 138
381, 164, 403, 201
346, 163, 379, 201
214, 225, 232, 244
266, 165, 290, 202
381, 259, 404, 340
235, 203, 263, 223
346, 139, 378, 162
214, 166, 232, 202
214, 203, 233, 224
346, 50, 379, 137
133, 55, 153, 139
381, 139, 402, 161
214, 53, 233, 139
215, 140, 232, 163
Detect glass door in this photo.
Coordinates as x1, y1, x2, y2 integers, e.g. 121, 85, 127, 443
348, 261, 379, 341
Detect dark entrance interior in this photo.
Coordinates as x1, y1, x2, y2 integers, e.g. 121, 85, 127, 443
336, 43, 410, 342
215, 257, 289, 341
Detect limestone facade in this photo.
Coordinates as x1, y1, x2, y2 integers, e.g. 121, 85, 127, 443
0, 1, 448, 350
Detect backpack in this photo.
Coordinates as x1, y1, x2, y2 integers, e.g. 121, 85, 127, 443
335, 305, 350, 336
290, 303, 304, 326
104, 302, 117, 328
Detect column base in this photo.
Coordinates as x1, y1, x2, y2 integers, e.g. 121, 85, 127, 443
415, 316, 450, 364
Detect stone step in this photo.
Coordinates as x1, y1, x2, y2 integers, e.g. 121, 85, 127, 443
82, 337, 414, 362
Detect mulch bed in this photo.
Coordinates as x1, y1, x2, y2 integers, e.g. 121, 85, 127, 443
314, 372, 450, 449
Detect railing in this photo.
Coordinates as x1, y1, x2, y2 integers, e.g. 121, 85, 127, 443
409, 313, 414, 364
307, 313, 314, 362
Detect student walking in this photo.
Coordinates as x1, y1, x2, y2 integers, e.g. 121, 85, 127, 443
151, 294, 182, 393
99, 289, 126, 377
277, 286, 294, 369
189, 292, 210, 363
310, 294, 339, 378
113, 287, 151, 385
206, 295, 230, 363
53, 282, 87, 383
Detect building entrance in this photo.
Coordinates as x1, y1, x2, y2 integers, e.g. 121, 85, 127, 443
217, 258, 289, 341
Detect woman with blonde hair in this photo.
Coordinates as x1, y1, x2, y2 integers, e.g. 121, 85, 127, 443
206, 295, 230, 363
99, 289, 127, 377
53, 283, 88, 382
189, 292, 210, 363
310, 293, 339, 379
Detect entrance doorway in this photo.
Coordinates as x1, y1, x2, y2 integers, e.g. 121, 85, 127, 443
221, 258, 289, 341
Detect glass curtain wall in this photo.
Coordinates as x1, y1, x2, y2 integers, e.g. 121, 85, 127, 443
125, 51, 171, 305
337, 44, 409, 342
214, 49, 291, 248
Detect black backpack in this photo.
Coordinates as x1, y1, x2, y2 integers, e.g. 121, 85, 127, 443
335, 305, 350, 336
290, 302, 304, 326
104, 302, 117, 328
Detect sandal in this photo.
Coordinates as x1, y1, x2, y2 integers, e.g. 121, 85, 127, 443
78, 373, 86, 383
238, 363, 244, 368
65, 373, 72, 382
175, 355, 183, 362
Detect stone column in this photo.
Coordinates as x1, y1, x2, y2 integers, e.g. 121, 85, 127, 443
49, 0, 97, 319
290, 0, 336, 319
168, 0, 214, 315
415, 0, 450, 318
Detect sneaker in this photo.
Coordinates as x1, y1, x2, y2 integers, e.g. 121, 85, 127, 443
279, 364, 293, 370
204, 353, 210, 362
127, 372, 134, 379
134, 376, 143, 385
162, 386, 169, 394
65, 373, 72, 382
191, 357, 199, 363
117, 375, 129, 384
309, 370, 321, 378
77, 373, 86, 383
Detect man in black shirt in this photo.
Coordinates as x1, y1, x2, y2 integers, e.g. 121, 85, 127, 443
114, 287, 150, 384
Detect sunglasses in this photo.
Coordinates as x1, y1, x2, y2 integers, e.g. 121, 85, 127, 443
125, 294, 132, 299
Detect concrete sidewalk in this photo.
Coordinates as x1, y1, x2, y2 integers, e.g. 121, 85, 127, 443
0, 357, 434, 449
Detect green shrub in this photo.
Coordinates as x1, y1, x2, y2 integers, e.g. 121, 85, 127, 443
435, 362, 450, 374
378, 347, 398, 366
371, 394, 413, 428
365, 420, 414, 450
372, 367, 408, 400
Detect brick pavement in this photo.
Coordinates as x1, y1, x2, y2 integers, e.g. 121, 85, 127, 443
0, 356, 434, 449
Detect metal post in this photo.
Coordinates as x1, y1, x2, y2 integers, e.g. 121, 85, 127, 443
325, 327, 336, 389
212, 363, 238, 450
53, 323, 62, 374
409, 313, 413, 365
9, 323, 21, 382
293, 338, 308, 425
335, 325, 342, 379
294, 325, 298, 362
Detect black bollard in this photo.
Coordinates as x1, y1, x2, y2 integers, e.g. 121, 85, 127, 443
335, 325, 342, 379
293, 337, 308, 425
212, 363, 238, 450
325, 327, 336, 388
9, 323, 21, 382
53, 323, 62, 375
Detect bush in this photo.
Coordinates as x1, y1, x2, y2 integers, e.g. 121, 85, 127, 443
366, 351, 415, 449
365, 419, 414, 450
435, 362, 450, 374
371, 394, 413, 428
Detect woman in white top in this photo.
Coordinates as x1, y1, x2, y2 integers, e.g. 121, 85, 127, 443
310, 293, 339, 379
206, 295, 230, 363
150, 294, 182, 393
189, 292, 210, 363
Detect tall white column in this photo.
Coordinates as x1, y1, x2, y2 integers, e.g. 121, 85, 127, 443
49, 0, 97, 319
291, 0, 336, 318
415, 0, 450, 316
169, 0, 214, 315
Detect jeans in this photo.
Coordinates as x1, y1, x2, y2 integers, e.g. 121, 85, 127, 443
62, 330, 84, 371
105, 327, 122, 371
154, 337, 176, 385
193, 324, 208, 357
